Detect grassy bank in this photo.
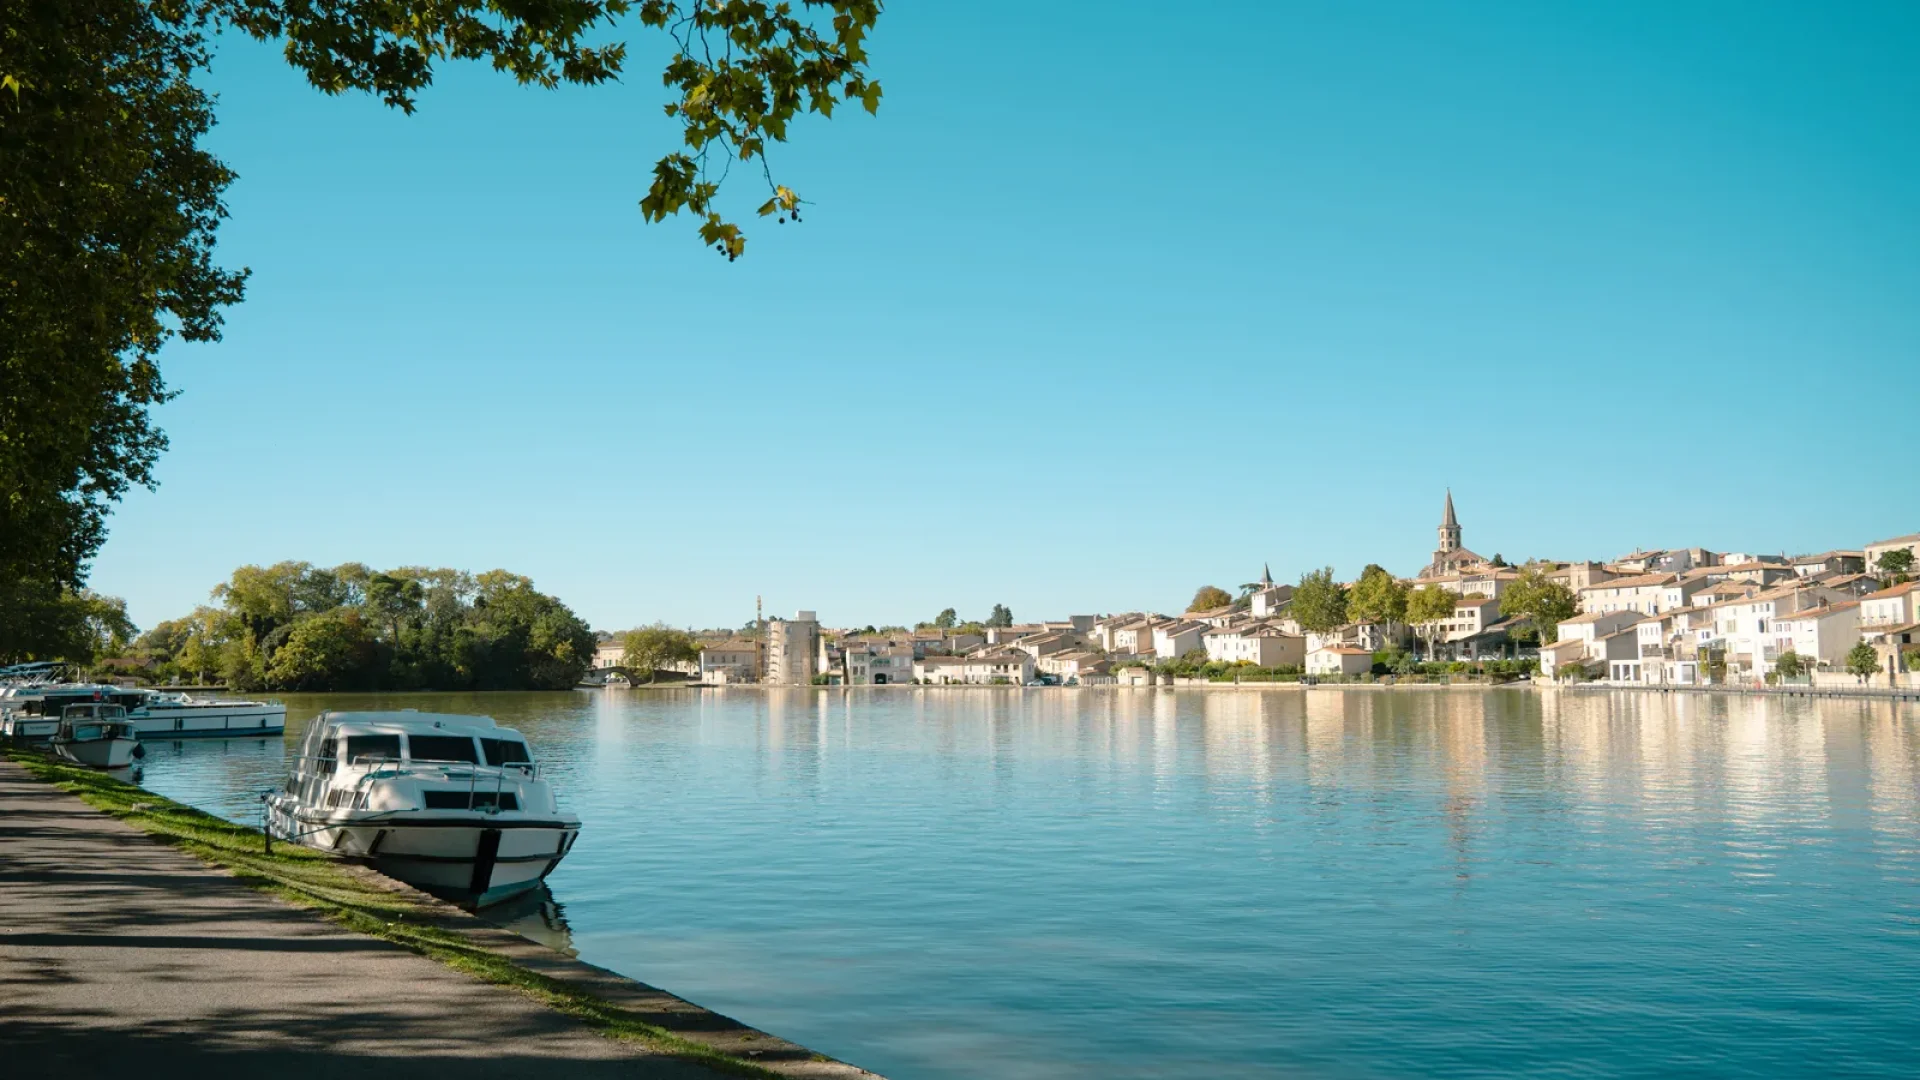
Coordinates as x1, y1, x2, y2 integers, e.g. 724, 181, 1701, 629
1, 747, 788, 1079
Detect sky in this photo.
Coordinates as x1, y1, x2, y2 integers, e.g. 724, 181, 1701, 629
91, 1, 1920, 633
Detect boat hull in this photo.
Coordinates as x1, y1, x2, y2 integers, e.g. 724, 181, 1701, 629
267, 800, 579, 908
52, 737, 140, 769
129, 705, 286, 739
1, 717, 61, 742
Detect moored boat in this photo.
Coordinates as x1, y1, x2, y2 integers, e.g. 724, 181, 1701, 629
265, 710, 581, 908
50, 703, 141, 769
0, 682, 284, 740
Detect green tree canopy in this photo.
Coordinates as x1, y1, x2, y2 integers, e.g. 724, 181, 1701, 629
1846, 642, 1882, 679
1774, 650, 1807, 679
1291, 568, 1348, 635
932, 608, 958, 630
1406, 584, 1459, 659
1346, 565, 1408, 627
986, 604, 1013, 629
1188, 585, 1234, 612
2, 1, 883, 659
620, 624, 700, 683
1877, 548, 1914, 582
1499, 567, 1579, 644
126, 561, 593, 691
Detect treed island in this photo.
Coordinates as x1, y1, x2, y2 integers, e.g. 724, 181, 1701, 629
104, 562, 595, 692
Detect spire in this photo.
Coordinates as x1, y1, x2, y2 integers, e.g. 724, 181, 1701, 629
1261, 562, 1272, 586
1442, 488, 1457, 529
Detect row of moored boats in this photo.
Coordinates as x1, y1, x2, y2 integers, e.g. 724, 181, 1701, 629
1, 663, 579, 908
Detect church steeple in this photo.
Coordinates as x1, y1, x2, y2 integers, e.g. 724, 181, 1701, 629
1437, 488, 1462, 554
1261, 562, 1273, 587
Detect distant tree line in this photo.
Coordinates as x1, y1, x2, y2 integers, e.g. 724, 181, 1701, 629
125, 562, 595, 692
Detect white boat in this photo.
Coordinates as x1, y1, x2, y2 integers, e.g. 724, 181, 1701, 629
0, 682, 284, 739
50, 703, 141, 769
265, 710, 581, 908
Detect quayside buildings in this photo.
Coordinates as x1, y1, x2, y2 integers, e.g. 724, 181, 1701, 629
593, 495, 1919, 689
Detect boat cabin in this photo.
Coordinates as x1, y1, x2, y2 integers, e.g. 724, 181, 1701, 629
289, 711, 548, 816
58, 702, 136, 741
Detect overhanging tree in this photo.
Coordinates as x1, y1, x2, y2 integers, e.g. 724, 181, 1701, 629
2, 0, 884, 656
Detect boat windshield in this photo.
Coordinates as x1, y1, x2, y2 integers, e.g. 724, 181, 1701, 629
478, 737, 531, 766
407, 735, 479, 764
71, 724, 104, 740
344, 734, 402, 764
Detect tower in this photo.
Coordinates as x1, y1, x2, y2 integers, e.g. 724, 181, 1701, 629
1437, 489, 1462, 555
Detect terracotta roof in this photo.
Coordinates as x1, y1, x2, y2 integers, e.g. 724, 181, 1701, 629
1862, 581, 1920, 600
1867, 532, 1920, 547
1777, 601, 1860, 620
1558, 611, 1647, 625
1580, 572, 1678, 591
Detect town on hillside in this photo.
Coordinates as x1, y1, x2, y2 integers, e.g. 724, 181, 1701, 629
592, 494, 1920, 690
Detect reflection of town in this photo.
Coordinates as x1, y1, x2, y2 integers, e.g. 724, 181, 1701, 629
672, 687, 1920, 844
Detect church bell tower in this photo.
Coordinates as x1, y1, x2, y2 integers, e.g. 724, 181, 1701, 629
1437, 489, 1462, 554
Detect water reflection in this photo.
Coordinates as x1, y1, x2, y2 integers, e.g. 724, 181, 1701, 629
127, 687, 1920, 1080
485, 884, 575, 956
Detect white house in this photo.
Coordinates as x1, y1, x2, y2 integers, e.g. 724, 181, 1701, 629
1204, 628, 1306, 668
1552, 611, 1646, 648
1306, 646, 1373, 677
700, 638, 763, 683
1860, 582, 1919, 636
1152, 621, 1210, 660
1250, 584, 1295, 619
843, 640, 914, 685
1864, 532, 1920, 576
1792, 551, 1867, 578
1770, 602, 1861, 670
1037, 651, 1110, 683
1577, 573, 1707, 616
913, 653, 1036, 685
1110, 619, 1162, 656
1707, 584, 1851, 675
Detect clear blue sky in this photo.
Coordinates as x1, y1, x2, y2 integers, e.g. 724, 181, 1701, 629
94, 1, 1920, 632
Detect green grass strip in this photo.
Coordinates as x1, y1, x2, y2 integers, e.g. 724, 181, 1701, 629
3, 747, 786, 1079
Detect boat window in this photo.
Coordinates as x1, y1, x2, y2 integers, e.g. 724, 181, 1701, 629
423, 791, 519, 811
345, 735, 402, 764
73, 725, 103, 740
479, 738, 532, 766
407, 735, 479, 763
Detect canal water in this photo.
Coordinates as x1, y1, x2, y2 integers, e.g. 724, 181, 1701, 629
132, 688, 1920, 1079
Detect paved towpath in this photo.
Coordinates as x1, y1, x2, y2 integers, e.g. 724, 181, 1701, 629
0, 758, 861, 1078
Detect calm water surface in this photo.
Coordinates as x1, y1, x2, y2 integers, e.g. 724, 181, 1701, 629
132, 688, 1920, 1079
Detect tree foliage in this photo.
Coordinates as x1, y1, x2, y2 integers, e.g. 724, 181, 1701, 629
1406, 584, 1458, 659
1346, 565, 1407, 627
0, 583, 134, 666
933, 608, 958, 630
2, 1, 244, 612
1290, 568, 1348, 635
2, 0, 883, 659
1846, 642, 1882, 679
1499, 567, 1578, 644
985, 604, 1013, 629
1878, 548, 1914, 584
125, 561, 594, 691
620, 623, 700, 682
1773, 650, 1807, 679
1188, 585, 1233, 612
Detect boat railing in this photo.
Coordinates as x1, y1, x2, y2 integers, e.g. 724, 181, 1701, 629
287, 752, 536, 814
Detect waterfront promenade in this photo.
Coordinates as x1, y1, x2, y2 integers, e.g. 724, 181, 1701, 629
0, 758, 876, 1078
